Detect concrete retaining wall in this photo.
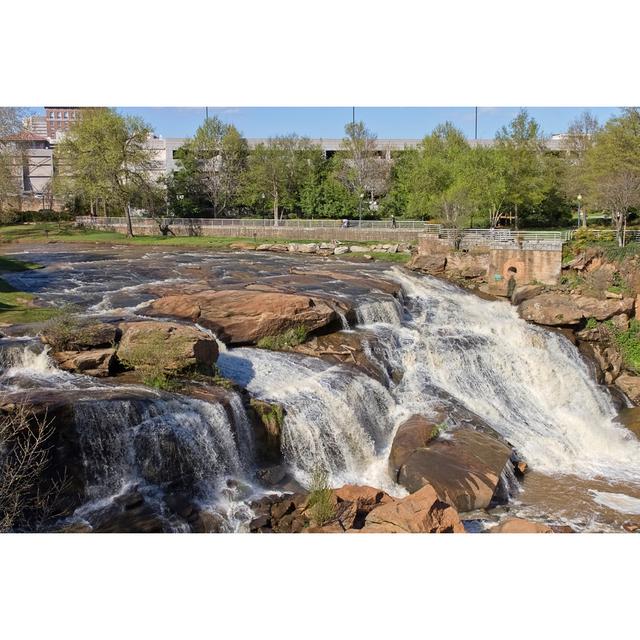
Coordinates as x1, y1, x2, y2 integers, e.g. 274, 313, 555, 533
487, 248, 562, 294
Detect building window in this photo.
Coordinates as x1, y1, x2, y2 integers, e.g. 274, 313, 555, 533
50, 112, 54, 119
64, 111, 68, 119
57, 111, 62, 119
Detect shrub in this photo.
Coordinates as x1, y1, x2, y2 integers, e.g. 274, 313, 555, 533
0, 404, 67, 532
256, 325, 309, 351
613, 319, 640, 374
585, 317, 598, 330
117, 332, 194, 390
307, 466, 335, 526
430, 422, 447, 440
41, 308, 99, 351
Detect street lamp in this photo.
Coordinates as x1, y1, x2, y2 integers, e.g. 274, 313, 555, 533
577, 193, 583, 228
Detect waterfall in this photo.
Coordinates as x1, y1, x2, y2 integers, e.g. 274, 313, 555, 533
376, 269, 640, 483
355, 295, 403, 326
73, 395, 249, 501
217, 348, 400, 492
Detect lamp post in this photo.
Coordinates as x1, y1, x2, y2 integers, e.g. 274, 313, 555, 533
577, 193, 584, 228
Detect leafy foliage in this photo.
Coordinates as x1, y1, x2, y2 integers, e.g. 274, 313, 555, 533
613, 319, 640, 374
256, 325, 309, 350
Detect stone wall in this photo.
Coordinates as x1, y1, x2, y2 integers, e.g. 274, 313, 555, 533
487, 248, 562, 294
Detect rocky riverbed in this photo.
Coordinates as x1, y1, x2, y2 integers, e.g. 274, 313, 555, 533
1, 242, 639, 533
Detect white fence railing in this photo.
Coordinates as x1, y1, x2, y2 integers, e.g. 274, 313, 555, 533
75, 216, 438, 231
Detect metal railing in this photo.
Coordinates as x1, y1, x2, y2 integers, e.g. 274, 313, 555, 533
75, 216, 441, 231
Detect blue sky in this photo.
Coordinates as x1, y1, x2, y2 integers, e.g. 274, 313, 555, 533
28, 106, 621, 139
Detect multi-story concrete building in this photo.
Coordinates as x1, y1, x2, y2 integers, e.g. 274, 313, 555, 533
0, 130, 54, 208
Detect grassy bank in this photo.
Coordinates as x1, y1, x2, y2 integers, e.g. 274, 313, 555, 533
0, 255, 61, 325
0, 222, 410, 263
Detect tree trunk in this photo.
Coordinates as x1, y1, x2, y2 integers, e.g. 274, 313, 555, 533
273, 190, 279, 227
90, 199, 95, 216
103, 199, 107, 217
514, 203, 518, 230
125, 202, 134, 237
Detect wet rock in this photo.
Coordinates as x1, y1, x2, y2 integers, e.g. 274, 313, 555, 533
615, 374, 640, 405
489, 517, 553, 533
53, 347, 116, 377
362, 484, 464, 533
407, 254, 447, 275
144, 290, 337, 345
388, 414, 441, 477
291, 330, 387, 383
118, 320, 218, 372
397, 429, 513, 512
617, 407, 640, 438
511, 284, 544, 306
248, 399, 284, 463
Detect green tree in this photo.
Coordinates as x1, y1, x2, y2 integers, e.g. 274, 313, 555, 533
180, 116, 249, 217
56, 109, 157, 235
494, 109, 549, 228
584, 108, 640, 246
336, 121, 389, 218
242, 135, 322, 224
0, 108, 26, 215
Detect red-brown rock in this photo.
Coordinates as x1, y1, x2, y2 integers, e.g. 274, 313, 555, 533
362, 484, 464, 533
144, 289, 337, 345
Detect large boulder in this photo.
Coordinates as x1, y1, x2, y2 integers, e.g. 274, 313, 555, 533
396, 429, 513, 512
519, 293, 634, 327
41, 321, 119, 351
489, 517, 553, 533
407, 254, 447, 275
117, 321, 218, 372
511, 284, 544, 306
291, 330, 387, 383
143, 290, 337, 345
53, 347, 116, 377
388, 414, 440, 477
362, 484, 464, 533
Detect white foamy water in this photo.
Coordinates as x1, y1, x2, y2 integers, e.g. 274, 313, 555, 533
218, 348, 402, 493
376, 269, 640, 483
591, 490, 640, 514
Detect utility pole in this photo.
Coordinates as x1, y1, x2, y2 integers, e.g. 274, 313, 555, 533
475, 107, 478, 140
205, 107, 209, 121
352, 107, 355, 125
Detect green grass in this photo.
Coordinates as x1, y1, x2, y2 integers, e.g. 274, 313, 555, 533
0, 278, 61, 325
369, 251, 410, 263
256, 325, 309, 351
307, 467, 336, 527
585, 317, 598, 330
0, 252, 61, 325
0, 255, 43, 272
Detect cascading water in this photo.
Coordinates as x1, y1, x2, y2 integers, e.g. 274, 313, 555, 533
0, 340, 257, 530
218, 348, 401, 492
373, 269, 640, 483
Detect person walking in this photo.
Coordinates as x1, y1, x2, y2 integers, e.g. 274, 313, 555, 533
391, 215, 397, 229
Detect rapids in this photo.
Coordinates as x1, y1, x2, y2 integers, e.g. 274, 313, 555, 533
2, 244, 640, 531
